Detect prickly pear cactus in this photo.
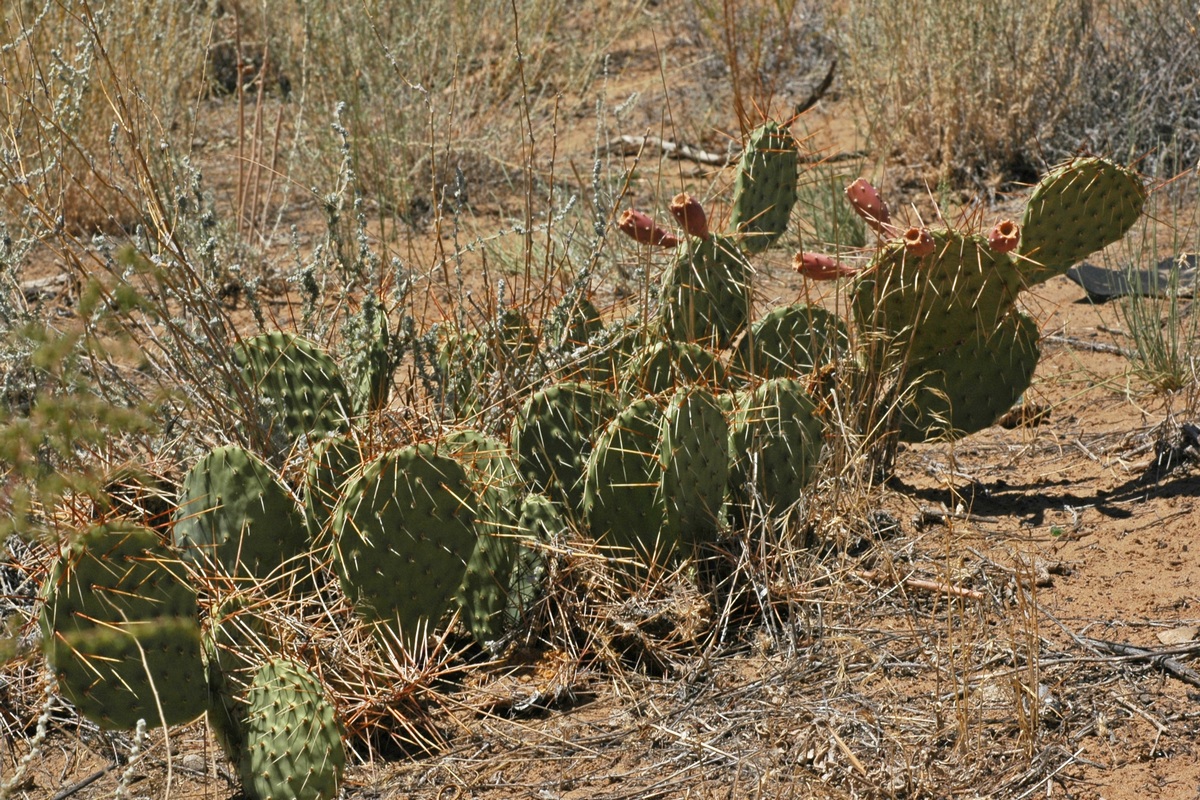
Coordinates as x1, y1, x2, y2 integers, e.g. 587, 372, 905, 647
437, 307, 540, 420
239, 658, 345, 800
658, 386, 729, 550
205, 592, 276, 761
174, 445, 312, 588
1019, 156, 1147, 286
39, 522, 207, 730
851, 229, 1024, 366
436, 327, 481, 419
512, 492, 562, 612
895, 309, 1041, 442
550, 294, 604, 352
302, 434, 361, 546
332, 444, 477, 650
441, 430, 528, 648
660, 235, 753, 349
619, 340, 727, 398
566, 317, 648, 387
347, 296, 393, 415
729, 378, 826, 516
729, 122, 799, 254
730, 303, 849, 382
234, 331, 351, 442
581, 397, 668, 561
511, 381, 617, 512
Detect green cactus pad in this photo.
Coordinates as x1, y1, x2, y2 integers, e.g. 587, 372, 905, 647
436, 327, 482, 419
851, 229, 1024, 365
40, 522, 207, 730
729, 378, 826, 515
302, 434, 361, 547
581, 397, 669, 561
504, 492, 563, 626
234, 332, 351, 442
174, 445, 312, 588
660, 234, 753, 349
511, 381, 617, 512
332, 444, 476, 650
731, 303, 849, 382
348, 297, 393, 415
729, 122, 799, 254
659, 386, 729, 550
618, 340, 727, 398
441, 430, 528, 648
239, 658, 345, 800
563, 317, 648, 386
205, 593, 276, 762
551, 295, 605, 351
1019, 156, 1146, 285
895, 309, 1041, 442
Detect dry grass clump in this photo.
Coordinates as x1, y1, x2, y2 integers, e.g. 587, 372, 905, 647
836, 0, 1200, 189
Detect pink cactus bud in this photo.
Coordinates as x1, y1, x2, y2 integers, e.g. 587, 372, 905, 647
987, 219, 1021, 253
618, 208, 679, 248
845, 178, 892, 235
793, 251, 858, 280
902, 227, 935, 257
668, 193, 710, 240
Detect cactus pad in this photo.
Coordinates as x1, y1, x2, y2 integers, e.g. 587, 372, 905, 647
174, 445, 312, 588
40, 522, 207, 730
441, 430, 527, 648
511, 381, 617, 512
731, 303, 849, 381
581, 397, 668, 560
239, 658, 345, 800
658, 386, 729, 550
302, 434, 361, 547
851, 229, 1023, 364
659, 235, 753, 349
895, 309, 1041, 442
234, 332, 351, 442
333, 444, 476, 649
729, 122, 799, 254
729, 378, 826, 515
1019, 156, 1146, 286
619, 340, 727, 398
348, 297, 393, 415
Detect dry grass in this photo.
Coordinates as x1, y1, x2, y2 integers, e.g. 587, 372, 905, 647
836, 0, 1200, 190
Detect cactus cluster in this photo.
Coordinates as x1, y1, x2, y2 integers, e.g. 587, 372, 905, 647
36, 117, 1147, 798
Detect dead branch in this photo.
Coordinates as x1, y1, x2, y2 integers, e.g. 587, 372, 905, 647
603, 134, 868, 167
854, 569, 985, 601
1080, 636, 1200, 688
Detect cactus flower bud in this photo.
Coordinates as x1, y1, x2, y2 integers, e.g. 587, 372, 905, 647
618, 208, 680, 248
902, 227, 935, 257
793, 251, 857, 280
845, 178, 892, 235
668, 193, 710, 240
987, 219, 1020, 253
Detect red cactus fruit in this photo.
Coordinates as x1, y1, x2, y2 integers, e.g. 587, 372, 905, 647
793, 251, 858, 280
845, 178, 892, 235
618, 208, 680, 248
987, 219, 1021, 253
902, 227, 935, 257
668, 193, 710, 240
